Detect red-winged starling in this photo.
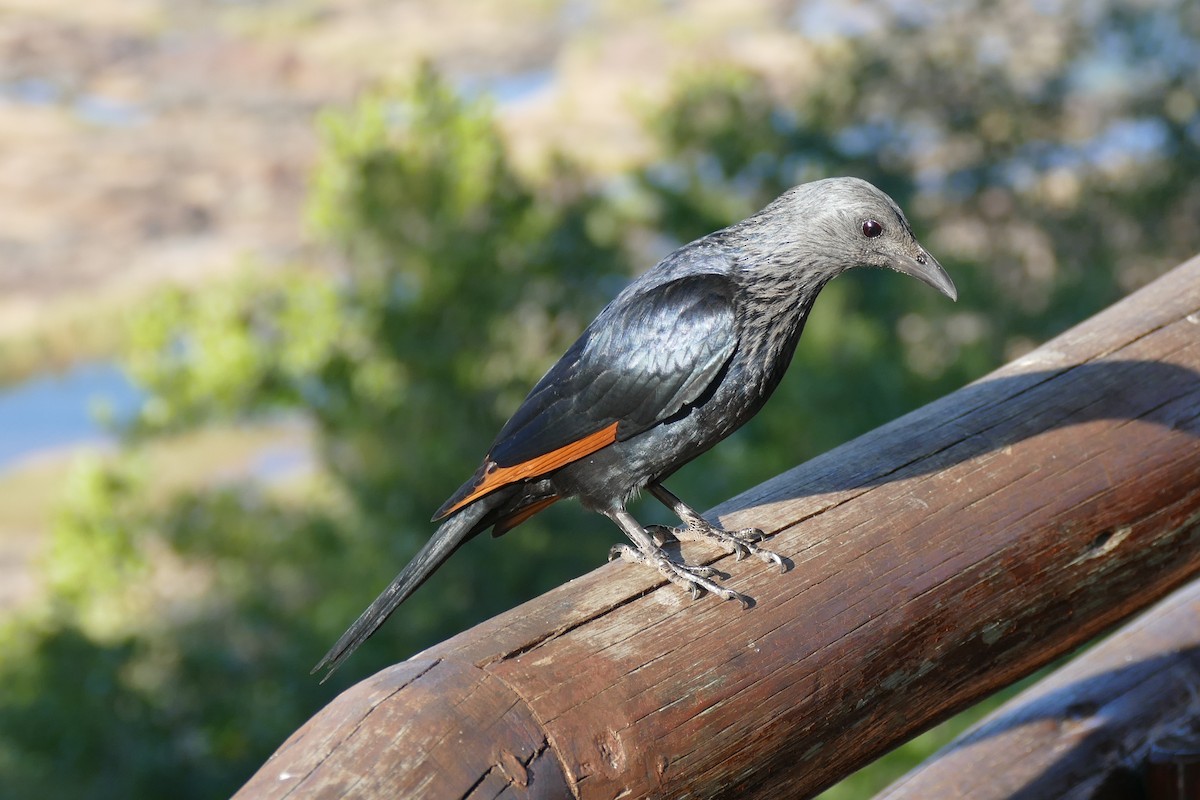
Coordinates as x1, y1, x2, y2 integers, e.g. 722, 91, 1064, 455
314, 176, 957, 680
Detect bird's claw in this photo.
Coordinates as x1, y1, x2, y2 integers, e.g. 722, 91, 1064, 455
646, 524, 675, 547
667, 518, 787, 574
742, 527, 768, 543
609, 543, 748, 607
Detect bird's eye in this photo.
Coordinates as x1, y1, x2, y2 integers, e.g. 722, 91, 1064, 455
862, 219, 884, 238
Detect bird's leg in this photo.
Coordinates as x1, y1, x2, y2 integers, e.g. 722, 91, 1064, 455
647, 483, 786, 572
604, 508, 750, 607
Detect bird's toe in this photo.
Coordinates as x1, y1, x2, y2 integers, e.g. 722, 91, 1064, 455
674, 519, 783, 567
738, 527, 767, 542
722, 588, 752, 609
609, 543, 642, 564
758, 549, 787, 572
645, 524, 676, 546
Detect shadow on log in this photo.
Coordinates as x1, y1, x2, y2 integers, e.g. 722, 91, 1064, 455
235, 255, 1200, 800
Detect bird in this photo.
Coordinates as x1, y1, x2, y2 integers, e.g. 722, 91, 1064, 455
314, 176, 957, 680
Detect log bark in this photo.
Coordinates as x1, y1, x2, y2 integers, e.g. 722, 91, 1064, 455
876, 579, 1200, 800
234, 255, 1200, 800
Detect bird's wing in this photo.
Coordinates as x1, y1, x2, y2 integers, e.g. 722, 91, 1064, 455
433, 272, 738, 519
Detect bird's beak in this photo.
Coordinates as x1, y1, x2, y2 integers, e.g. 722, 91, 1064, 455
891, 248, 957, 302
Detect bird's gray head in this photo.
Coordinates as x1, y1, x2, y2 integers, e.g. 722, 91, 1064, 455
739, 177, 957, 302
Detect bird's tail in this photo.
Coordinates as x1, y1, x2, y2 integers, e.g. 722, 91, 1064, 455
311, 500, 493, 682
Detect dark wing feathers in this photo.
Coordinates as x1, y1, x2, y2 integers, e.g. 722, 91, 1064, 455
489, 272, 738, 467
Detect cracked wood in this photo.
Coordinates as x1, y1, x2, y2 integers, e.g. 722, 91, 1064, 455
234, 255, 1200, 800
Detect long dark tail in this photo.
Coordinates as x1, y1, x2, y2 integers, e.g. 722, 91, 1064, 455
311, 500, 493, 682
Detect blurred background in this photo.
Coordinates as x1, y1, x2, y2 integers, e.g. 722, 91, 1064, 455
1, 0, 1198, 797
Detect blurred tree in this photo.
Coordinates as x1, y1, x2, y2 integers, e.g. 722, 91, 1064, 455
1, 1, 1199, 797
0, 66, 627, 799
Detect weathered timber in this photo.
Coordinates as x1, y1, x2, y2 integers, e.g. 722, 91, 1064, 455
876, 579, 1200, 800
235, 255, 1200, 800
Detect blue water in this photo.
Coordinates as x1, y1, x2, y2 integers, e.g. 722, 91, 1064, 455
457, 69, 555, 107
0, 362, 144, 472
0, 78, 150, 127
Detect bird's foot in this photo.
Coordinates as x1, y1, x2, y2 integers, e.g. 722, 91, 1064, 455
649, 518, 787, 573
609, 543, 750, 608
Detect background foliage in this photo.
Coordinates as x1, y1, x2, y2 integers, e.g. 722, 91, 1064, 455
3, 1, 1200, 797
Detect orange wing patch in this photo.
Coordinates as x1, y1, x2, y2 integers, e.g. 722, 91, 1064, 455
492, 495, 561, 536
436, 421, 620, 519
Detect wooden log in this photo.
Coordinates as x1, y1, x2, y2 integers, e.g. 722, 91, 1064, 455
234, 255, 1200, 800
875, 579, 1200, 799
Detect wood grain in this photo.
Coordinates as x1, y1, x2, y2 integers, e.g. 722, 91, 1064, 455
234, 255, 1200, 800
875, 579, 1200, 799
